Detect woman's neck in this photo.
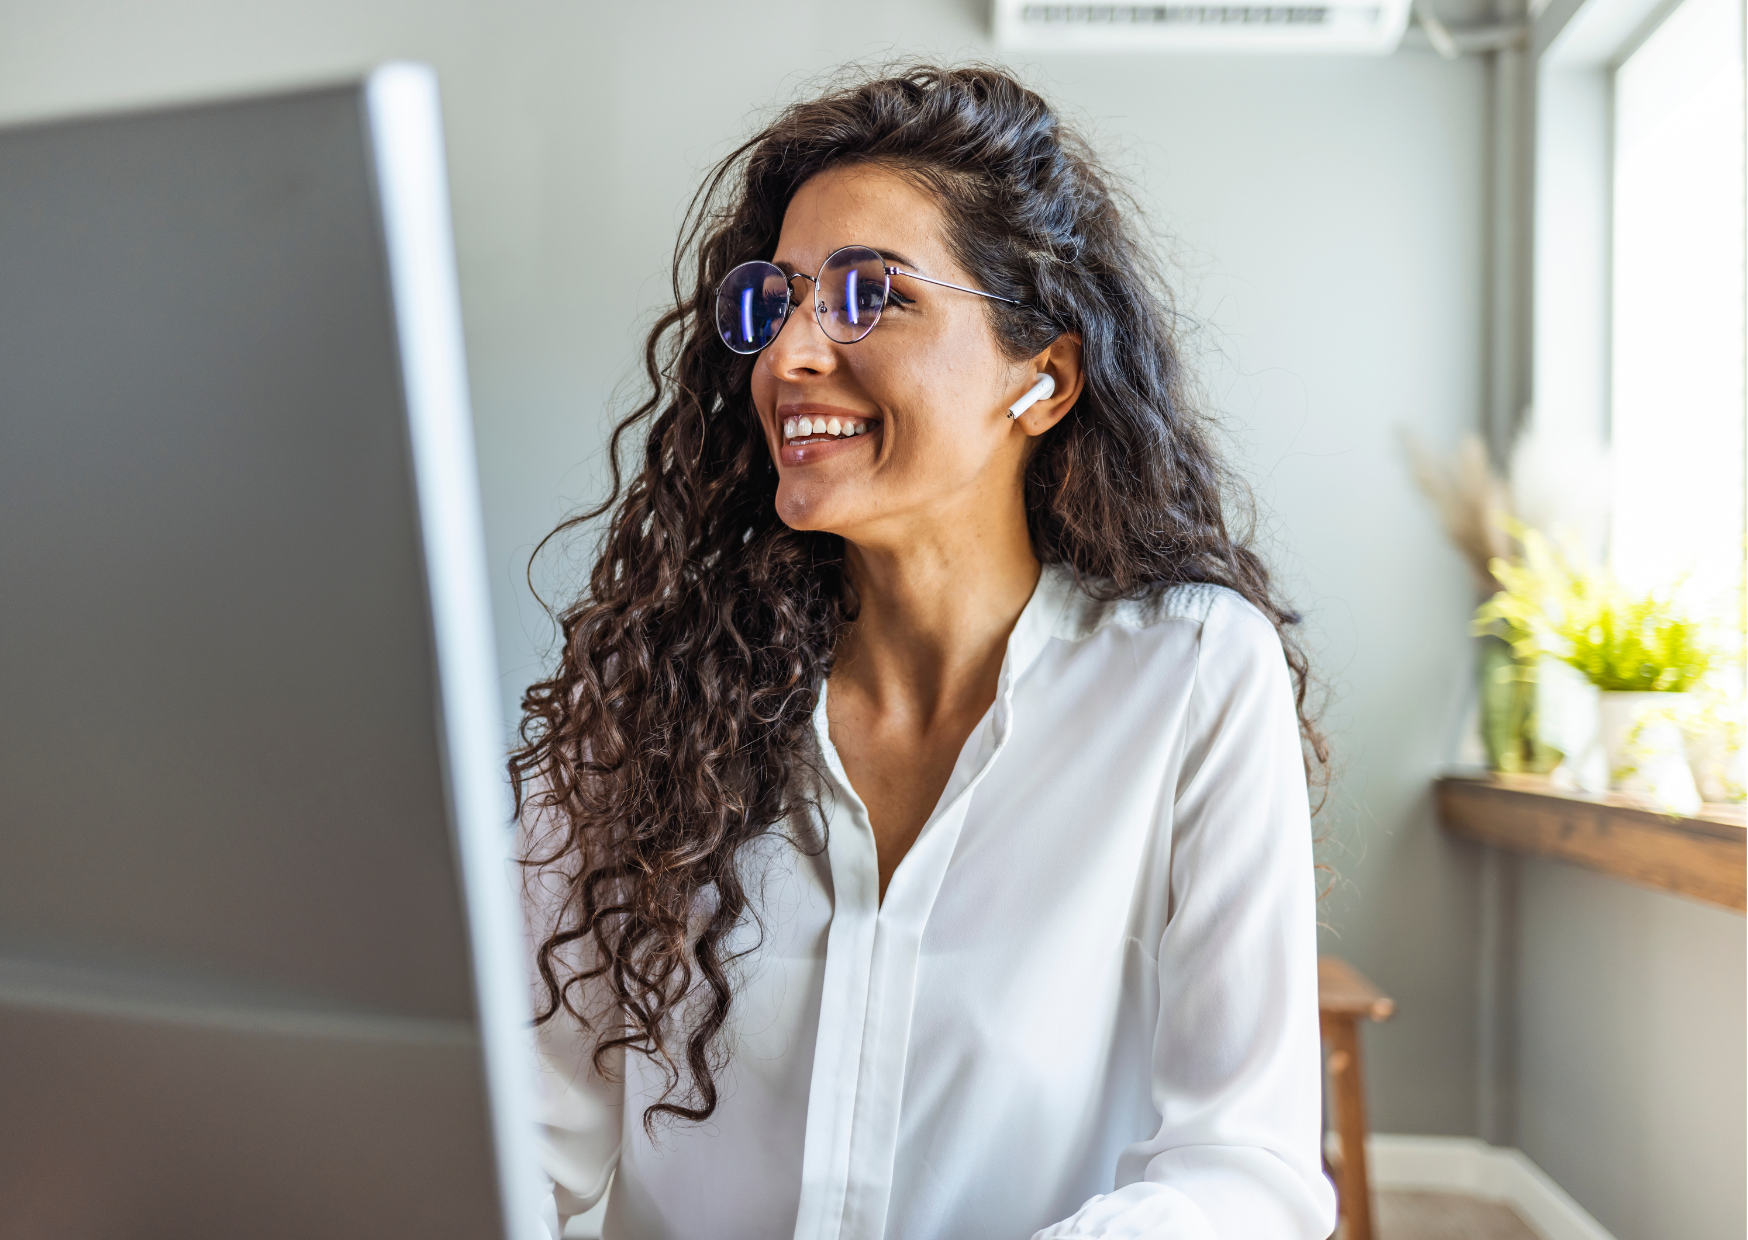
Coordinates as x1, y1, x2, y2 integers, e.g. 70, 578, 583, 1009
833, 517, 1041, 726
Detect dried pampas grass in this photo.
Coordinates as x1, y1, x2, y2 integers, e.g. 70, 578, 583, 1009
1403, 413, 1614, 599
1402, 430, 1513, 597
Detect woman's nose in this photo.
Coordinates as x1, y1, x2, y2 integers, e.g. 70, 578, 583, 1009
761, 296, 839, 381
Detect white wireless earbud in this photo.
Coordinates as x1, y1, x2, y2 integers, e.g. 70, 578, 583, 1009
1007, 372, 1055, 420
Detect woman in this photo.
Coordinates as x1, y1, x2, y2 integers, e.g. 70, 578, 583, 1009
514, 65, 1336, 1240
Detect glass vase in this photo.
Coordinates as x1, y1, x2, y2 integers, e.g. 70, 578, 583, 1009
1477, 634, 1563, 777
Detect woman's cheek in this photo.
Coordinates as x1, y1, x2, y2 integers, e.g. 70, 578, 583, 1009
749, 372, 779, 454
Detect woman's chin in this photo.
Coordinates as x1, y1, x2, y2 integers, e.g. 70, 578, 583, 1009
774, 481, 862, 535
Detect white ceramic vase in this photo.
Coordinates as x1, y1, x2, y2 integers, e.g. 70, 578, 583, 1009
1597, 690, 1701, 815
1681, 712, 1747, 805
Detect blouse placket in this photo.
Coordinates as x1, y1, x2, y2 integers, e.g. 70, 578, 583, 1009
788, 571, 1072, 1240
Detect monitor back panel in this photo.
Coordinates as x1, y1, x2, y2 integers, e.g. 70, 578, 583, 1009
0, 84, 506, 1238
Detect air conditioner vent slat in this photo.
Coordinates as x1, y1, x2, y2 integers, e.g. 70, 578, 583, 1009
997, 0, 1409, 51
1022, 4, 1338, 26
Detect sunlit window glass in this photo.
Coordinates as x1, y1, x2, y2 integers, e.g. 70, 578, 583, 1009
1610, 0, 1747, 616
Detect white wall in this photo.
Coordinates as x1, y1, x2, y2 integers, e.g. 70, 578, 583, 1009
1515, 858, 1747, 1240
0, 1, 1493, 1136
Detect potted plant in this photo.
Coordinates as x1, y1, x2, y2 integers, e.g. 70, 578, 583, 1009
1465, 526, 1567, 778
1404, 435, 1562, 777
1475, 529, 1719, 812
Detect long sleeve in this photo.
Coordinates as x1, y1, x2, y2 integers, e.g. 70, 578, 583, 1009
519, 801, 625, 1240
1031, 592, 1336, 1240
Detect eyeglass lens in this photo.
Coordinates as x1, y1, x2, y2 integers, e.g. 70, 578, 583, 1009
715, 262, 793, 354
815, 247, 889, 344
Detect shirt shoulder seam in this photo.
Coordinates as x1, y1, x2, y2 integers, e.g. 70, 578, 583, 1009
1047, 576, 1245, 645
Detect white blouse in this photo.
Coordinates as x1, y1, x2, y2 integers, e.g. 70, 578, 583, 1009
522, 565, 1337, 1240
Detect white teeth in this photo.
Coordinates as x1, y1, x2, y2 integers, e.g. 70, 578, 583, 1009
782, 416, 876, 441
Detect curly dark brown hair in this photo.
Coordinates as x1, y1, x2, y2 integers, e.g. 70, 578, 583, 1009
510, 62, 1327, 1135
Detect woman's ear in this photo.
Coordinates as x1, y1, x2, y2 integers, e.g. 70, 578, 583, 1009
1013, 333, 1084, 438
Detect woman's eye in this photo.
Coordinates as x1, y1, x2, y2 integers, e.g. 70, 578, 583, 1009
881, 288, 914, 309
853, 283, 889, 314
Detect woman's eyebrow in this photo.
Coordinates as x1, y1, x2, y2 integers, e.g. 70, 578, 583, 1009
771, 249, 925, 275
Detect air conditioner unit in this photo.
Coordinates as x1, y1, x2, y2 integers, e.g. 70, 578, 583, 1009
994, 0, 1413, 54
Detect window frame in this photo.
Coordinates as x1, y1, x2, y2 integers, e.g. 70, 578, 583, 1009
1529, 0, 1747, 575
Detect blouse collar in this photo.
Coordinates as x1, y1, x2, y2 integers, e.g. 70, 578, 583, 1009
999, 560, 1076, 697
810, 560, 1078, 758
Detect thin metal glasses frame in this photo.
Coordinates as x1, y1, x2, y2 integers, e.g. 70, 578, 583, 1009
714, 243, 1023, 355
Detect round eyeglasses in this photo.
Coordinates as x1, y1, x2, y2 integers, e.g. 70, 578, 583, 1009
714, 244, 1023, 355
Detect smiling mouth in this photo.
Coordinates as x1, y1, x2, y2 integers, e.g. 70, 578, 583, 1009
782, 414, 878, 445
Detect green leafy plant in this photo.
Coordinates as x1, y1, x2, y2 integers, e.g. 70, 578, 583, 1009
1559, 591, 1715, 691
1473, 526, 1719, 693
1468, 527, 1570, 772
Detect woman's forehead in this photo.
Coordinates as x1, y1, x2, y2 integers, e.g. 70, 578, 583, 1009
775, 166, 955, 276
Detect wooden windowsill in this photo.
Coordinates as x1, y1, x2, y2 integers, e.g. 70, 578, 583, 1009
1435, 776, 1747, 913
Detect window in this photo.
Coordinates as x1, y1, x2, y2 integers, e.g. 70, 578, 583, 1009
1609, 0, 1747, 615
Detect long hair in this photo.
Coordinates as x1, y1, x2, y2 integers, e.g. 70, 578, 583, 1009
510, 63, 1327, 1134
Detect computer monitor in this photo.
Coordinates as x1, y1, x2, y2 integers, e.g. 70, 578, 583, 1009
0, 66, 540, 1239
